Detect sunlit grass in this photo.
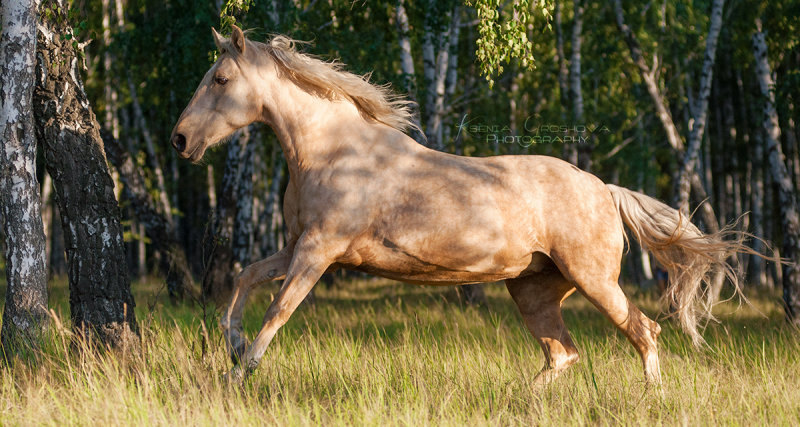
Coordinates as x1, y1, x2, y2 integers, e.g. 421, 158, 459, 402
0, 276, 798, 425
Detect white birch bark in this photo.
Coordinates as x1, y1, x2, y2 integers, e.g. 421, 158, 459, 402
674, 0, 725, 213
555, 0, 575, 164
395, 0, 424, 142
570, 0, 591, 171
0, 0, 50, 352
753, 19, 800, 323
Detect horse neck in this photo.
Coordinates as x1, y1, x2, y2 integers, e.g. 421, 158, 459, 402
260, 78, 385, 180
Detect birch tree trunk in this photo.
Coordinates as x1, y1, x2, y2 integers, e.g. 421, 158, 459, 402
202, 130, 244, 302
0, 0, 50, 355
674, 0, 725, 213
421, 2, 437, 147
395, 0, 416, 103
614, 0, 726, 293
555, 0, 576, 164
127, 76, 174, 225
613, 0, 722, 226
102, 131, 194, 302
33, 1, 138, 348
232, 127, 256, 273
395, 0, 424, 143
441, 5, 461, 146
570, 0, 591, 171
752, 19, 800, 324
422, 4, 451, 150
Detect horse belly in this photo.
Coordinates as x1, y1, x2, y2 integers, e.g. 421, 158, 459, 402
343, 236, 550, 285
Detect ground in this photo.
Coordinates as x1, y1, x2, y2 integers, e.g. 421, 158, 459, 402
0, 274, 798, 425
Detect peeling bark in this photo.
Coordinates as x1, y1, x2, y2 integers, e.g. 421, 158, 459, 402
0, 0, 50, 356
33, 0, 138, 348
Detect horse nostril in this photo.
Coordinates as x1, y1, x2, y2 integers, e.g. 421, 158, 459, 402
172, 134, 186, 152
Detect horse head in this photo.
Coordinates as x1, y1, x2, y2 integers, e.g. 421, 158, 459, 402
170, 25, 270, 162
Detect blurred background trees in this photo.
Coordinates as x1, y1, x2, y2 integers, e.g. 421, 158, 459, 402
3, 0, 798, 323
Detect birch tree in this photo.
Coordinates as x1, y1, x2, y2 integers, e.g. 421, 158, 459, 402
0, 0, 50, 355
102, 131, 195, 303
613, 0, 722, 230
33, 0, 138, 348
202, 130, 245, 302
674, 0, 725, 213
570, 0, 590, 171
752, 18, 800, 324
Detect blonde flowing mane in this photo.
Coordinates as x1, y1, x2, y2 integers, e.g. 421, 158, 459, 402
220, 34, 418, 132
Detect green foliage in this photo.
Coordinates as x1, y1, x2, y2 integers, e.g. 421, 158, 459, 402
465, 0, 552, 88
219, 0, 255, 33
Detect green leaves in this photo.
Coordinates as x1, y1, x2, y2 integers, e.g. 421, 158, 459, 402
219, 0, 255, 34
465, 0, 552, 88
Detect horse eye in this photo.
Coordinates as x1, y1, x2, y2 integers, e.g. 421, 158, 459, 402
215, 76, 229, 85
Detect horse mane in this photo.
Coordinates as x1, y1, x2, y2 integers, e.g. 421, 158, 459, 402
220, 33, 419, 133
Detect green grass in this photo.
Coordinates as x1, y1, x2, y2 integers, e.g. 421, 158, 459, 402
0, 276, 798, 425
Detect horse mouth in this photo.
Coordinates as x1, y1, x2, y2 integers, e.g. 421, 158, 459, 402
185, 144, 204, 163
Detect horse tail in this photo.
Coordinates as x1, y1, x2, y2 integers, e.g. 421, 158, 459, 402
606, 184, 752, 346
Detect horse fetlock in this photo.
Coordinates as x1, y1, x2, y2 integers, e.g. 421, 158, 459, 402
550, 351, 579, 371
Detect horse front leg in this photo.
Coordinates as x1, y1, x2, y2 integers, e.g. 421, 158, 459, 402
221, 242, 295, 365
226, 233, 338, 383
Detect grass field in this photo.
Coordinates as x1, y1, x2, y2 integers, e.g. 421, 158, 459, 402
0, 276, 798, 425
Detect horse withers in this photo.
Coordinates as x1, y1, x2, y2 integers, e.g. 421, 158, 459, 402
172, 26, 750, 386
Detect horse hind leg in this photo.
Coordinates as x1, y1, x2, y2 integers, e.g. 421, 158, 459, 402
563, 264, 663, 384
506, 269, 579, 388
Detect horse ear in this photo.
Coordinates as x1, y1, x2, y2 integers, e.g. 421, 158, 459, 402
212, 27, 225, 52
231, 25, 246, 55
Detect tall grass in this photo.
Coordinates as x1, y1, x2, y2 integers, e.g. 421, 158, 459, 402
1, 277, 798, 425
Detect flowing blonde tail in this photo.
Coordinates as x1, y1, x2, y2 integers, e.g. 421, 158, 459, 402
606, 184, 750, 345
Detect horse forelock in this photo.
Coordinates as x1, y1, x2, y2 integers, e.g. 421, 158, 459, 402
225, 32, 419, 133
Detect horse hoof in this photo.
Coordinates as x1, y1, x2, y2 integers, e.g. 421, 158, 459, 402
223, 366, 245, 385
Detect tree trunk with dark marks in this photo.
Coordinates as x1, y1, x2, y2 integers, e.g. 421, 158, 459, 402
102, 131, 195, 303
613, 0, 727, 295
202, 130, 246, 302
752, 19, 800, 325
555, 0, 576, 165
570, 0, 591, 171
33, 0, 138, 348
232, 127, 256, 273
0, 0, 50, 358
674, 0, 725, 214
395, 0, 424, 143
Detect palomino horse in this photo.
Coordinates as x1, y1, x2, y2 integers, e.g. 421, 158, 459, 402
172, 26, 747, 385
